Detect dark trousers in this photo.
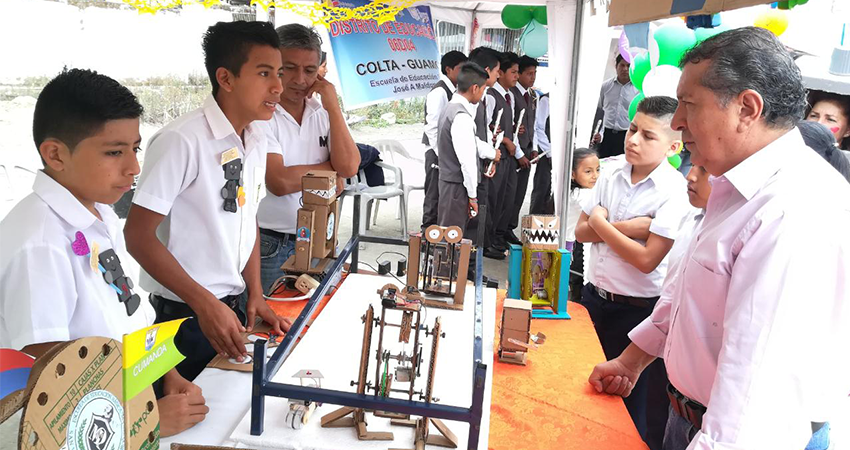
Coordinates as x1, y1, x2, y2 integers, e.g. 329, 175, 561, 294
494, 152, 518, 243
467, 165, 489, 247
422, 149, 440, 229
530, 156, 554, 215
151, 293, 247, 382
487, 149, 513, 248
581, 284, 669, 450
599, 129, 627, 159
437, 180, 469, 236
568, 242, 585, 302
507, 152, 532, 232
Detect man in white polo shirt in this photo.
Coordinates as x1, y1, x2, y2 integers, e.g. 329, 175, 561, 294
258, 24, 359, 294
125, 21, 290, 381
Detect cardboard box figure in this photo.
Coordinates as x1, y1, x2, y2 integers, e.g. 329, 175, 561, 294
507, 215, 572, 319
283, 171, 340, 274
499, 298, 546, 365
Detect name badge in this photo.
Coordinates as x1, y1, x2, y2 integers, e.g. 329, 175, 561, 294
220, 147, 239, 165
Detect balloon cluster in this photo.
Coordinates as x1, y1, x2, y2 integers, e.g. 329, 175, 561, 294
501, 5, 548, 58
754, 9, 789, 36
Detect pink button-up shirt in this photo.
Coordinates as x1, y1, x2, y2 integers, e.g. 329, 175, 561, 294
629, 129, 850, 450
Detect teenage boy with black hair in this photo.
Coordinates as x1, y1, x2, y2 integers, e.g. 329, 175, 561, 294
576, 96, 692, 450
421, 50, 468, 229
531, 91, 554, 214
125, 21, 290, 382
483, 51, 520, 260
436, 62, 490, 234
502, 55, 539, 245
1, 68, 207, 436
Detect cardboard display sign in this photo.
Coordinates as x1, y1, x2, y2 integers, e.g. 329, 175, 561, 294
608, 0, 773, 26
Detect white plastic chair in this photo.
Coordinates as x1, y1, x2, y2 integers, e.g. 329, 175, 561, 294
368, 139, 425, 226
338, 158, 407, 239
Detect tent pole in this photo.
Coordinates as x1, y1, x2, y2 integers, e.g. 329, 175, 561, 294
558, 0, 584, 249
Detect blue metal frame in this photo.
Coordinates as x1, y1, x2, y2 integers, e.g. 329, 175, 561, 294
506, 244, 571, 320
250, 197, 488, 449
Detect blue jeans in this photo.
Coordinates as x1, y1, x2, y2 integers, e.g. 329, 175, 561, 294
259, 230, 296, 295
662, 406, 831, 450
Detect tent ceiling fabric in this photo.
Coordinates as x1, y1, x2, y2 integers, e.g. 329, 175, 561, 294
607, 0, 773, 26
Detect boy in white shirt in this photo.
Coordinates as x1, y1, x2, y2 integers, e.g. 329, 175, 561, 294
436, 62, 490, 234
125, 21, 290, 381
576, 96, 691, 450
0, 68, 207, 436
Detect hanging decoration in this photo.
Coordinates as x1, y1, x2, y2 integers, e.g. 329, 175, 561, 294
520, 19, 548, 58
501, 5, 548, 58
754, 9, 789, 36
121, 0, 219, 14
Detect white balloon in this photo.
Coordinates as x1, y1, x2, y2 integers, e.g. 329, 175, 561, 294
648, 30, 661, 68
642, 65, 682, 98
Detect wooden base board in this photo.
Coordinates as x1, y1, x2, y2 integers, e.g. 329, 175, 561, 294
282, 255, 333, 275
421, 298, 464, 311
320, 406, 394, 441
498, 350, 528, 365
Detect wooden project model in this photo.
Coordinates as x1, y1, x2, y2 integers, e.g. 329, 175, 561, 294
321, 284, 457, 449
498, 299, 546, 365
283, 170, 340, 274
407, 225, 471, 311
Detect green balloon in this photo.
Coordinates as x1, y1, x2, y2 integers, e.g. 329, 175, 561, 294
628, 92, 645, 122
668, 153, 682, 169
694, 25, 730, 43
653, 25, 697, 67
501, 5, 533, 30
629, 52, 651, 92
532, 6, 547, 25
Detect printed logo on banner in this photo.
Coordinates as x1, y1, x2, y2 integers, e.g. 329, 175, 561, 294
144, 327, 158, 352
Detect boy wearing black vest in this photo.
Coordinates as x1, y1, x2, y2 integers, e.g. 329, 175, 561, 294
421, 50, 467, 229
483, 52, 520, 260
502, 55, 539, 245
436, 63, 490, 234
530, 92, 554, 214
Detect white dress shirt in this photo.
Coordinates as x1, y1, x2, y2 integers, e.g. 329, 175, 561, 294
257, 99, 331, 234
445, 94, 486, 198
423, 74, 455, 154
534, 94, 551, 158
582, 160, 691, 297
477, 88, 497, 160
598, 77, 639, 133
566, 187, 592, 242
487, 82, 524, 160
133, 95, 268, 302
1, 172, 155, 350
629, 129, 850, 450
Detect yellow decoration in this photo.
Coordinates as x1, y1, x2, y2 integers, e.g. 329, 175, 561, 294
251, 0, 418, 27
121, 0, 219, 14
237, 186, 246, 207
754, 9, 789, 37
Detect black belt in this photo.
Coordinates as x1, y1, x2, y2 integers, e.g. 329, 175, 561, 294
152, 293, 242, 317
667, 383, 707, 430
260, 228, 296, 242
588, 283, 658, 308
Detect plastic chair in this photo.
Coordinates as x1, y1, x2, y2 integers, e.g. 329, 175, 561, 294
368, 139, 425, 226
338, 160, 407, 239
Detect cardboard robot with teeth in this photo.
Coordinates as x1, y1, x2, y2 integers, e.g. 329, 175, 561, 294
507, 215, 572, 319
282, 170, 340, 275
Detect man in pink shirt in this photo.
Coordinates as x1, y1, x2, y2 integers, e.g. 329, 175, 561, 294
588, 27, 850, 450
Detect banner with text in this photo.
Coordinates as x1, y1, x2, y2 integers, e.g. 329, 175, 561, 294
328, 0, 441, 109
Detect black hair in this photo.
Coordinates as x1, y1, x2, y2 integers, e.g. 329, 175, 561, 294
499, 52, 520, 72
33, 68, 143, 161
203, 21, 280, 97
320, 51, 328, 65
468, 47, 500, 72
636, 96, 679, 121
679, 26, 807, 130
797, 120, 850, 183
276, 23, 323, 57
616, 53, 626, 65
570, 147, 598, 191
518, 55, 539, 74
807, 90, 850, 150
441, 50, 467, 75
456, 62, 488, 93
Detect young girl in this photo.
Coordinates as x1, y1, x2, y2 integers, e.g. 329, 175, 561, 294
566, 147, 600, 302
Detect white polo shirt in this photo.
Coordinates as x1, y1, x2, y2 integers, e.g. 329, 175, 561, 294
257, 98, 331, 234
133, 95, 268, 302
0, 172, 155, 350
582, 160, 692, 298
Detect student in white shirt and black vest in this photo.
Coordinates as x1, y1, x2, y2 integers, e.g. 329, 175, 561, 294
436, 62, 491, 236
483, 52, 521, 260
576, 96, 692, 450
421, 50, 467, 229
531, 92, 554, 214
502, 55, 539, 245
257, 24, 359, 295
125, 21, 291, 381
1, 69, 208, 437
589, 27, 850, 450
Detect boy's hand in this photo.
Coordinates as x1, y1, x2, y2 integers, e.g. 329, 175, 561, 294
619, 216, 652, 241
518, 156, 531, 170
197, 295, 247, 360
506, 140, 517, 156
246, 294, 292, 336
163, 370, 202, 396
529, 151, 539, 162
493, 150, 502, 163
591, 133, 602, 145
158, 393, 209, 437
468, 198, 479, 218
588, 206, 609, 229
518, 124, 526, 135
